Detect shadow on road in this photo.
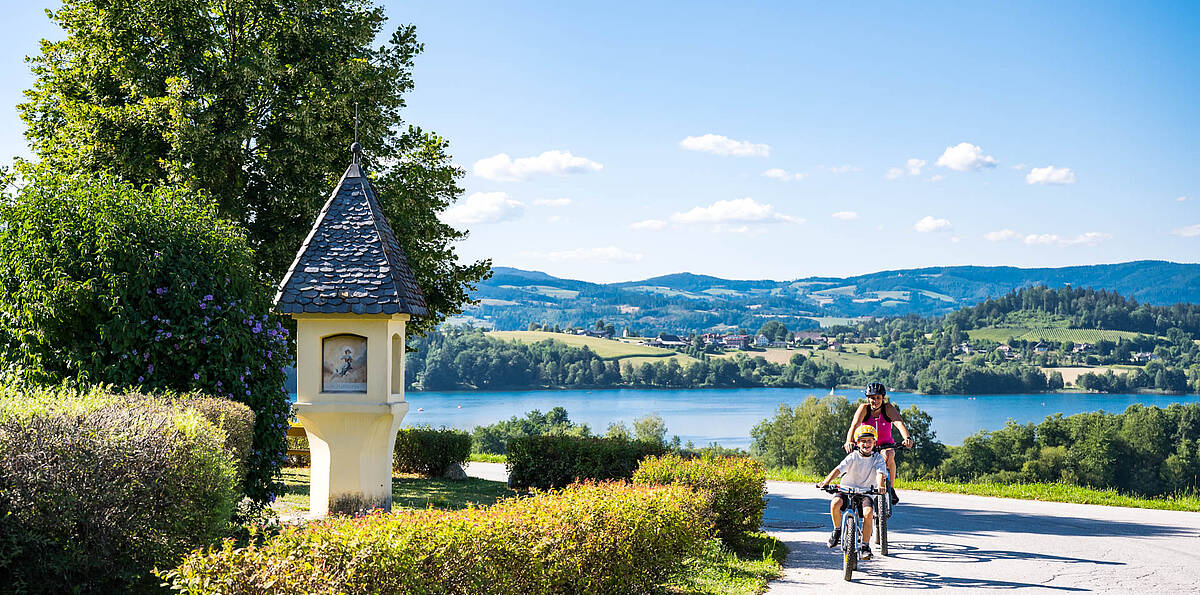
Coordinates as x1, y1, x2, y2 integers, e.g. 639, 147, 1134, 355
850, 568, 1091, 591
887, 541, 1123, 566
766, 491, 1198, 539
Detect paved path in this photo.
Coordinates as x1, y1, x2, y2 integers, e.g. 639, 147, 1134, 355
764, 480, 1200, 593
463, 464, 1200, 593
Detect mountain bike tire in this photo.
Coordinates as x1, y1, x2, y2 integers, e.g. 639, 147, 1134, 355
843, 547, 855, 581
878, 504, 888, 556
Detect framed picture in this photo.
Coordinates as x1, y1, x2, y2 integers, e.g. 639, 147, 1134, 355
322, 334, 367, 392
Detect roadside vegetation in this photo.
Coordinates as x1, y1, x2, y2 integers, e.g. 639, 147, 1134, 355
754, 393, 1200, 510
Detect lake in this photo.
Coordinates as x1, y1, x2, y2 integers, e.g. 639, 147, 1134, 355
398, 388, 1200, 448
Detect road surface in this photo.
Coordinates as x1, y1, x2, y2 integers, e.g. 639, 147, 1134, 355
764, 480, 1200, 593
463, 464, 1200, 593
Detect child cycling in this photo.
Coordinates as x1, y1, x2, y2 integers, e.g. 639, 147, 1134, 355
844, 382, 914, 504
818, 424, 888, 560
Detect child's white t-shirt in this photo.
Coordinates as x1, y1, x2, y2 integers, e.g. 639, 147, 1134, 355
835, 450, 887, 491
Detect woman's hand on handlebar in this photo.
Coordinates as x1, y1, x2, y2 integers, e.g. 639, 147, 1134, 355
902, 438, 914, 449
843, 441, 854, 453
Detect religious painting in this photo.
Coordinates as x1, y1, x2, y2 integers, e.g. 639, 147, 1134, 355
322, 334, 368, 392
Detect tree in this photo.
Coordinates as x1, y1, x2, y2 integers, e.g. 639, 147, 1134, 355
632, 413, 667, 446
759, 320, 788, 341
19, 0, 488, 336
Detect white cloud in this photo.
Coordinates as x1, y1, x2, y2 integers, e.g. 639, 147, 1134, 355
887, 158, 926, 180
824, 164, 862, 174
473, 150, 602, 181
679, 134, 770, 157
1177, 196, 1191, 202
532, 197, 572, 207
832, 211, 860, 221
764, 168, 805, 181
520, 246, 644, 263
928, 174, 946, 182
442, 192, 525, 225
1026, 166, 1076, 185
671, 197, 803, 226
984, 229, 1019, 241
1024, 232, 1112, 246
1011, 163, 1029, 171
629, 219, 668, 231
936, 142, 998, 171
913, 216, 952, 233
1171, 224, 1200, 237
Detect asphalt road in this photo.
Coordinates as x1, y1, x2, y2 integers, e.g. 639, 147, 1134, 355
463, 464, 1200, 593
764, 480, 1200, 593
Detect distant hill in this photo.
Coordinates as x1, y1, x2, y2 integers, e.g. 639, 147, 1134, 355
458, 260, 1200, 334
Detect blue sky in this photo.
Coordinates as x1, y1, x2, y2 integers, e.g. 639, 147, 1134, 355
2, 2, 1197, 282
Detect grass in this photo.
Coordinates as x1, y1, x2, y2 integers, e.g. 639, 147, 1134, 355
763, 467, 1200, 512
489, 330, 692, 362
800, 348, 890, 372
967, 327, 1144, 343
276, 465, 785, 593
669, 532, 787, 594
274, 467, 516, 514
468, 452, 507, 463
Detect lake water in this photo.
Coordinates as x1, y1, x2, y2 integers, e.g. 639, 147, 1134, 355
397, 388, 1200, 448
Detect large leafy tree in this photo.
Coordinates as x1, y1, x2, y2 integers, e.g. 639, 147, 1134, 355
20, 0, 489, 335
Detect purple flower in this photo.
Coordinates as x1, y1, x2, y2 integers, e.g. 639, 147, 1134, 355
152, 315, 159, 321
245, 390, 251, 396
137, 376, 144, 382
164, 332, 172, 339
199, 303, 207, 310
216, 381, 223, 387
203, 294, 213, 301
193, 373, 200, 380
147, 364, 154, 374
156, 287, 167, 295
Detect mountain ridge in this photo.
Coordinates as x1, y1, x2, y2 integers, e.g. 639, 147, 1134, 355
464, 260, 1200, 333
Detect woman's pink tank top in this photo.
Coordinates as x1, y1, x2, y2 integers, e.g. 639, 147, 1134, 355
863, 407, 895, 445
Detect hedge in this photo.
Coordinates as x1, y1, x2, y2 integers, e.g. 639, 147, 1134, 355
0, 169, 291, 506
633, 454, 768, 542
506, 435, 666, 490
0, 381, 243, 593
162, 481, 713, 594
393, 427, 472, 476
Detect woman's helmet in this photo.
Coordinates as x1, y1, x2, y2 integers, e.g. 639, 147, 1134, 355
865, 382, 886, 397
853, 424, 878, 441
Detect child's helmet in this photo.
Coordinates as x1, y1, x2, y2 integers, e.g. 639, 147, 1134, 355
853, 424, 878, 441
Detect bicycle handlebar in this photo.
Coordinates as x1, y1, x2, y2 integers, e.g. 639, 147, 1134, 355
816, 484, 884, 495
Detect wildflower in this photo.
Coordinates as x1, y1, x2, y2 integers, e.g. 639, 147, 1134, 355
193, 373, 200, 380
138, 376, 144, 382
204, 294, 213, 301
199, 303, 207, 310
147, 364, 154, 374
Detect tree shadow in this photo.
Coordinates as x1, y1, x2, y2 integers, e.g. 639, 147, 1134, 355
850, 568, 1092, 591
886, 541, 1123, 566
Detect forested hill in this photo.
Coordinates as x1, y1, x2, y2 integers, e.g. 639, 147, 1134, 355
462, 260, 1200, 333
944, 286, 1200, 336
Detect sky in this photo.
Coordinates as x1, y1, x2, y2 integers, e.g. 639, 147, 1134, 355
1, 1, 1197, 283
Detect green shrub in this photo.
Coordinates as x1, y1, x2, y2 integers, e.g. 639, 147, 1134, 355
0, 381, 239, 593
0, 169, 290, 505
506, 435, 665, 490
634, 454, 767, 541
186, 395, 256, 481
394, 427, 472, 476
470, 407, 591, 455
162, 481, 713, 594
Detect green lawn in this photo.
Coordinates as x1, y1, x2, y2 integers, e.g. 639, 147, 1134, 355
489, 330, 694, 362
275, 466, 785, 593
798, 348, 890, 372
274, 467, 516, 514
764, 467, 1200, 512
967, 327, 1145, 343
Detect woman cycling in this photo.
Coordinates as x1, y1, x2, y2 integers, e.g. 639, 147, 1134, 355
844, 382, 913, 504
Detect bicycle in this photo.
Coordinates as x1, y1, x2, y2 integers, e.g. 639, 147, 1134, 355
818, 484, 881, 581
872, 444, 910, 557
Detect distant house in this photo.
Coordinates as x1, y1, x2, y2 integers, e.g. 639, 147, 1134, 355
1033, 342, 1050, 353
769, 340, 788, 349
957, 341, 974, 355
754, 334, 771, 347
1072, 342, 1095, 353
1132, 351, 1158, 363
793, 330, 825, 342
657, 333, 688, 347
724, 334, 750, 350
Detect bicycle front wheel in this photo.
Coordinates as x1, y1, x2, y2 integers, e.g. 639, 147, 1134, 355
879, 503, 889, 556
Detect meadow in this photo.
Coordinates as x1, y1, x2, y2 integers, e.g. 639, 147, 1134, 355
966, 327, 1145, 343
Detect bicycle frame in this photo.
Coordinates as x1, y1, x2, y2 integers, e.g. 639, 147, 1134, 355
820, 484, 875, 580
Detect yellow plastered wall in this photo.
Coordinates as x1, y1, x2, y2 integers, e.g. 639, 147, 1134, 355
291, 313, 410, 517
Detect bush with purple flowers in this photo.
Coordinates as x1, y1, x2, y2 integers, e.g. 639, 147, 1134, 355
0, 169, 291, 506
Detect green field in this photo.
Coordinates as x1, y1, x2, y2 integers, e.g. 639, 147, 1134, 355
967, 327, 1145, 344
488, 330, 695, 364
803, 315, 872, 328
801, 348, 891, 372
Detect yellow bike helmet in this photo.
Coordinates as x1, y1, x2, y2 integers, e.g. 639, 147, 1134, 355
853, 424, 878, 441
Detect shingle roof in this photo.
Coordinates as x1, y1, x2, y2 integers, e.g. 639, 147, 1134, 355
274, 162, 428, 316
